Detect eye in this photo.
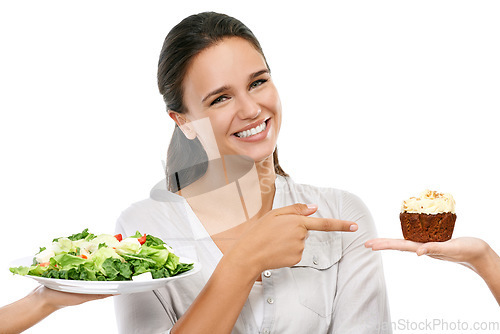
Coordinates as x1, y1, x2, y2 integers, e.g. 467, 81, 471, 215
249, 79, 268, 90
210, 95, 229, 106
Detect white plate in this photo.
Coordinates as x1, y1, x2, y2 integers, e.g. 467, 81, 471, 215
10, 256, 201, 294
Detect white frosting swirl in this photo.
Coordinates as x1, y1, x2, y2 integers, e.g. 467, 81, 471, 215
401, 190, 456, 214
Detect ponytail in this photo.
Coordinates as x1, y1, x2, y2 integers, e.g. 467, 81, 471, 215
166, 125, 208, 192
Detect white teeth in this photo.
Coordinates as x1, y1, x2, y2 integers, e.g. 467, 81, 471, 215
235, 120, 267, 138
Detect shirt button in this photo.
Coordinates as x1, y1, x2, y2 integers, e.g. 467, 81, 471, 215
313, 255, 319, 265
263, 329, 270, 334
263, 270, 272, 278
267, 297, 274, 304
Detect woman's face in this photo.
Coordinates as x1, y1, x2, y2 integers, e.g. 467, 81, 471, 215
179, 37, 282, 163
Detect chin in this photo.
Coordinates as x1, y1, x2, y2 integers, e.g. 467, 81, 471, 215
244, 147, 275, 164
221, 145, 273, 163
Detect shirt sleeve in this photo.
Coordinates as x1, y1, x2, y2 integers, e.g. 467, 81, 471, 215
330, 191, 392, 334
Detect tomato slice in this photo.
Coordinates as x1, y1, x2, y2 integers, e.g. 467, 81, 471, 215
114, 234, 123, 242
78, 254, 88, 259
39, 262, 50, 267
138, 234, 147, 245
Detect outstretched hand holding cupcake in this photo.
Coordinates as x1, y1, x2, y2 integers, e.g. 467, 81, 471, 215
365, 190, 500, 306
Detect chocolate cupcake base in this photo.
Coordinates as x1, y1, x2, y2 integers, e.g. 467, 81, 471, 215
400, 212, 456, 242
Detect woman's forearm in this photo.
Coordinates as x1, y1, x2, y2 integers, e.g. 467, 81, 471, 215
171, 251, 260, 334
471, 243, 500, 305
0, 287, 58, 334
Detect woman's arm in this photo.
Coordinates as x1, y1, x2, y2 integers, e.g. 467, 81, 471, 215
170, 204, 357, 334
170, 249, 260, 334
365, 237, 500, 305
0, 286, 109, 334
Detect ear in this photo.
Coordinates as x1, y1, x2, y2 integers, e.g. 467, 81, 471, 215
168, 111, 197, 140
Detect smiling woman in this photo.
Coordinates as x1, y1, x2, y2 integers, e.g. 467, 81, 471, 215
112, 11, 391, 334
157, 13, 287, 193
180, 38, 280, 162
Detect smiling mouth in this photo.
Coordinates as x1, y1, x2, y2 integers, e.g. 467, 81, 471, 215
234, 119, 269, 138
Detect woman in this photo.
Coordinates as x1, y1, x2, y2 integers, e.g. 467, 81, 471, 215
113, 12, 391, 334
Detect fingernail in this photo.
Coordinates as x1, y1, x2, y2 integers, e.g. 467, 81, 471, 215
306, 204, 318, 210
350, 224, 358, 231
365, 241, 373, 247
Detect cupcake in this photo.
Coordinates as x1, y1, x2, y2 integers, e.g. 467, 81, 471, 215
400, 190, 456, 242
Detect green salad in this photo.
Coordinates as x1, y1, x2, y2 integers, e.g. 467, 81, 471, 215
10, 229, 193, 281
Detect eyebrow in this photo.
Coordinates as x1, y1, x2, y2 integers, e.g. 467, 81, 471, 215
201, 68, 270, 103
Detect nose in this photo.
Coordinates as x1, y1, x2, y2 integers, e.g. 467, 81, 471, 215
236, 93, 261, 120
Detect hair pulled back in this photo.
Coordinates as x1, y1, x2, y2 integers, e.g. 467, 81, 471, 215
158, 12, 287, 192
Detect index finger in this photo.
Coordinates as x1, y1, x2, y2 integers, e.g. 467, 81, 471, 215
302, 217, 358, 232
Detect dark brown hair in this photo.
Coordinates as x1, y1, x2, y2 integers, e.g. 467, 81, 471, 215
158, 12, 287, 192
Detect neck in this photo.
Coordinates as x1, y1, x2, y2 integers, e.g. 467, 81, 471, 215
179, 154, 276, 235
255, 156, 277, 210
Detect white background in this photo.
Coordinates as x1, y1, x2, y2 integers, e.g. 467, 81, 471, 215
1, 1, 499, 333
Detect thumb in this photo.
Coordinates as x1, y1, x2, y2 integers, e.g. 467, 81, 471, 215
273, 203, 318, 217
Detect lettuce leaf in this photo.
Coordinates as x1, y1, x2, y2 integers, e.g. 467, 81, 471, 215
52, 228, 96, 242
138, 245, 169, 267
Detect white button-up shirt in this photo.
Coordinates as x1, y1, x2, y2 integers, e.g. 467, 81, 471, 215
114, 175, 392, 333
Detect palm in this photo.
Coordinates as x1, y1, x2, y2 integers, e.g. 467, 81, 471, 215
365, 237, 488, 268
